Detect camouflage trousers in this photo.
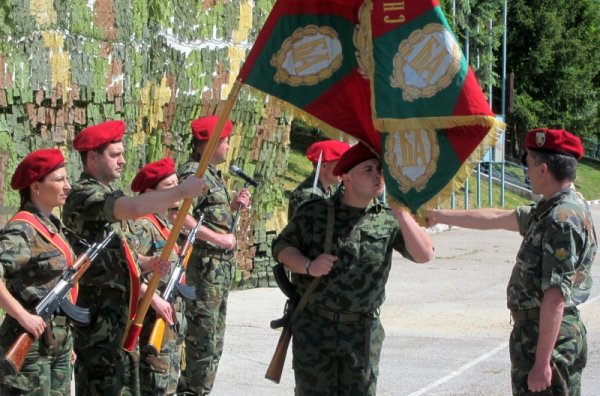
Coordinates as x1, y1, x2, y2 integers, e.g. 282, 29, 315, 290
73, 288, 140, 396
0, 315, 73, 395
139, 298, 187, 396
291, 308, 384, 396
509, 311, 587, 395
178, 254, 232, 395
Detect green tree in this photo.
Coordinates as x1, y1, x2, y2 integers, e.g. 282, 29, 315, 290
506, 0, 600, 155
439, 0, 504, 104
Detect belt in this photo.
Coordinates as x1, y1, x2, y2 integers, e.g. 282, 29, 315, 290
307, 305, 376, 323
511, 306, 579, 322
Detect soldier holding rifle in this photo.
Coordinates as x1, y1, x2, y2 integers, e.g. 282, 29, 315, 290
287, 139, 350, 221
0, 149, 75, 394
272, 142, 433, 395
62, 120, 205, 395
426, 128, 597, 395
176, 115, 251, 395
130, 157, 189, 396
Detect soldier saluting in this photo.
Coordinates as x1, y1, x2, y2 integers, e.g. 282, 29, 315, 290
272, 142, 434, 395
62, 120, 205, 395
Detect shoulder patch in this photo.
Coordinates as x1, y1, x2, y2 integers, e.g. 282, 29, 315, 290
554, 247, 570, 261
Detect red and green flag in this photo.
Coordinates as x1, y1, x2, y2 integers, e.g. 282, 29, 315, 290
364, 0, 502, 211
237, 0, 503, 213
237, 0, 381, 150
368, 0, 499, 131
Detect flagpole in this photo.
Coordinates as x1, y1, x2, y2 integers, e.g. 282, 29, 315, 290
122, 81, 243, 351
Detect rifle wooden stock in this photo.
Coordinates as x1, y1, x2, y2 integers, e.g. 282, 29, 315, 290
147, 317, 167, 355
265, 327, 292, 384
1, 230, 115, 374
2, 333, 34, 375
123, 81, 243, 352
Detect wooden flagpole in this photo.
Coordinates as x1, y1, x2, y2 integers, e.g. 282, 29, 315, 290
122, 81, 243, 351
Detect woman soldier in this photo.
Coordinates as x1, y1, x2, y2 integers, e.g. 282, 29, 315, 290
131, 157, 187, 395
0, 148, 75, 395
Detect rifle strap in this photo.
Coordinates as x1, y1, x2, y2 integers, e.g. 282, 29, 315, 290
291, 198, 335, 322
10, 211, 77, 301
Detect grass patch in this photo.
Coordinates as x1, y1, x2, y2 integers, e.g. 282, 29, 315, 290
575, 159, 600, 200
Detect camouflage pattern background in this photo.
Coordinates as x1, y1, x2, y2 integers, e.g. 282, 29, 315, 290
177, 160, 235, 395
62, 173, 142, 395
135, 214, 187, 396
0, 0, 289, 289
0, 204, 74, 394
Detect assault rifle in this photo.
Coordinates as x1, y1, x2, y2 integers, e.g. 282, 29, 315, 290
0, 228, 116, 375
146, 214, 203, 354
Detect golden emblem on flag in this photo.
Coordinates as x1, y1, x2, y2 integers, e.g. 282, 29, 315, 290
384, 129, 439, 193
390, 23, 461, 102
270, 25, 343, 87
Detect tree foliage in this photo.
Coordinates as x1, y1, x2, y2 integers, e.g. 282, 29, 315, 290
506, 0, 600, 154
439, 0, 504, 106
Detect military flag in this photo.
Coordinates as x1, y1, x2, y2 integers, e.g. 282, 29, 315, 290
363, 0, 502, 211
237, 0, 380, 150
238, 0, 503, 213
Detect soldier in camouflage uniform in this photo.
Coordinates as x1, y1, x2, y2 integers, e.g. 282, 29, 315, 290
62, 120, 205, 395
131, 157, 187, 396
427, 128, 597, 395
287, 140, 350, 221
0, 149, 74, 395
176, 116, 251, 395
273, 142, 434, 396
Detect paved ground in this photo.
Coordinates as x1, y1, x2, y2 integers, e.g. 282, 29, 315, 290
212, 205, 600, 396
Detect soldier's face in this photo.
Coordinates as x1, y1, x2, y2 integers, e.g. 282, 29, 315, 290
32, 166, 71, 209
321, 161, 341, 186
212, 138, 229, 164
94, 142, 126, 182
152, 173, 180, 208
526, 153, 544, 196
345, 159, 384, 199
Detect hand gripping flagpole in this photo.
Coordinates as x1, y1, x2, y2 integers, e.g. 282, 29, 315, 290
122, 81, 243, 351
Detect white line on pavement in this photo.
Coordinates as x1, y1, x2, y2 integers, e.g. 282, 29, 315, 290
406, 294, 600, 396
406, 342, 508, 396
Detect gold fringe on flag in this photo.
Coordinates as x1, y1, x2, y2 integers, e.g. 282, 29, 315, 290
387, 120, 504, 222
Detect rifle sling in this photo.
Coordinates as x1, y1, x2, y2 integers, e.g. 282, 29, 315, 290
291, 198, 334, 322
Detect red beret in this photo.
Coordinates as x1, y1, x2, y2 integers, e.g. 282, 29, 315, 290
131, 157, 176, 193
73, 120, 126, 151
333, 142, 379, 176
190, 116, 233, 141
525, 128, 584, 160
306, 140, 351, 163
11, 148, 65, 191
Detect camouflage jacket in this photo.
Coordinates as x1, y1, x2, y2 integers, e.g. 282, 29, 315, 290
287, 171, 335, 222
62, 172, 141, 293
509, 189, 597, 311
177, 158, 233, 250
273, 194, 412, 313
0, 202, 74, 308
135, 213, 179, 289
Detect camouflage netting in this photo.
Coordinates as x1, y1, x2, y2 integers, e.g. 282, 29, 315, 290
0, 0, 288, 289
